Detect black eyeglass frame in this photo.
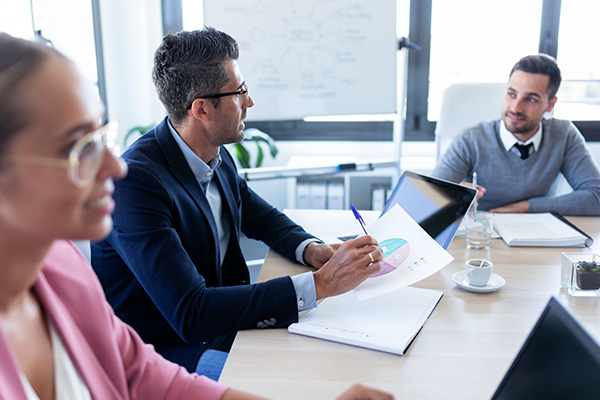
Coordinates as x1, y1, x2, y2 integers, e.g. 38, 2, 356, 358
186, 83, 248, 110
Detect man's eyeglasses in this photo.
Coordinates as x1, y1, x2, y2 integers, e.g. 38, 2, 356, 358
186, 83, 249, 110
0, 121, 119, 188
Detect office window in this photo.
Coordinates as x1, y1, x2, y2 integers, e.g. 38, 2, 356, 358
428, 0, 542, 121
177, 0, 599, 141
555, 0, 600, 121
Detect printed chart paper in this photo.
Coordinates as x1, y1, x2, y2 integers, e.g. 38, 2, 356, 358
353, 204, 454, 300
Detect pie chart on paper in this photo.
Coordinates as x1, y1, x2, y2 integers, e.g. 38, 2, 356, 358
370, 238, 411, 277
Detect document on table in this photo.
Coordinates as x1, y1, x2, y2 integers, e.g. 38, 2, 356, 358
288, 286, 443, 355
352, 204, 454, 300
493, 212, 593, 247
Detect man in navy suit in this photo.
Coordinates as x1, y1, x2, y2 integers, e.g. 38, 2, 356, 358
91, 27, 383, 380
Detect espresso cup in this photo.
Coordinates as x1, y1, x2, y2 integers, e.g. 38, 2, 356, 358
465, 259, 493, 287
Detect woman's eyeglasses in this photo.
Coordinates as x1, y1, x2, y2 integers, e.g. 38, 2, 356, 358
0, 121, 119, 188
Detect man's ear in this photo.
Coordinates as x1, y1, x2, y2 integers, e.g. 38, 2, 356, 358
545, 96, 558, 113
189, 98, 211, 122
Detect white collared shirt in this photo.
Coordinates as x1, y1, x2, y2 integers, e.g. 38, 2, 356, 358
500, 120, 543, 157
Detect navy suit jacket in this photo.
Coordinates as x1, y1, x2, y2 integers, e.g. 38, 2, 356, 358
91, 118, 314, 371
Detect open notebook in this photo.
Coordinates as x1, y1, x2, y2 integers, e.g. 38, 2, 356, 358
493, 212, 593, 247
288, 286, 442, 355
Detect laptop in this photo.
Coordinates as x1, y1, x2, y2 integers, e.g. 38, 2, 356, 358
492, 296, 600, 399
340, 171, 476, 249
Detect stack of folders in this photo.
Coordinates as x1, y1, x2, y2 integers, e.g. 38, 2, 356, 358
296, 179, 345, 210
493, 213, 593, 247
371, 185, 390, 211
288, 286, 443, 355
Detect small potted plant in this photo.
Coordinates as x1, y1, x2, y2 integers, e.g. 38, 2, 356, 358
575, 260, 600, 290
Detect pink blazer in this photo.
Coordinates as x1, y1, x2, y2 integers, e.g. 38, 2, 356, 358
0, 240, 229, 399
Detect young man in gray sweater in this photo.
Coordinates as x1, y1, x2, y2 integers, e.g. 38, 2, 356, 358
431, 54, 600, 216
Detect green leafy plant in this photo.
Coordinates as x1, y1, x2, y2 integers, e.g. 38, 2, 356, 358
124, 124, 155, 147
122, 124, 277, 168
576, 261, 600, 290
232, 128, 278, 168
576, 261, 600, 273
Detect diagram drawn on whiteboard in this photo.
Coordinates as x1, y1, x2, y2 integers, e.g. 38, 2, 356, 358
203, 0, 397, 120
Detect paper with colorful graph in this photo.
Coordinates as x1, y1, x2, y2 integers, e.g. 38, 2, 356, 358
353, 204, 454, 300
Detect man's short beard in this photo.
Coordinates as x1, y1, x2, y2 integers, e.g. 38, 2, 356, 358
504, 115, 538, 135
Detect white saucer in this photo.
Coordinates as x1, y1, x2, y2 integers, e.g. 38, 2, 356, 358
452, 271, 506, 293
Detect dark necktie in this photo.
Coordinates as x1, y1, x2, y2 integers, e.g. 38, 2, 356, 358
514, 143, 533, 159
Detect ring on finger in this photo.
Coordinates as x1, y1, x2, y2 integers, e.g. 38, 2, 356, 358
368, 252, 375, 263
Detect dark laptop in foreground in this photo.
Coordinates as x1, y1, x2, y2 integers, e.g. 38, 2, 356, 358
492, 296, 600, 399
340, 170, 477, 249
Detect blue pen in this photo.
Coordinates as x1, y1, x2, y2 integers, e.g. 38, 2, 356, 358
351, 204, 369, 236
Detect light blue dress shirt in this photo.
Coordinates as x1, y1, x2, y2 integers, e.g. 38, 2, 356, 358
167, 121, 317, 311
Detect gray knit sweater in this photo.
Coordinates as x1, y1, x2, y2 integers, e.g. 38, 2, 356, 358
431, 119, 600, 216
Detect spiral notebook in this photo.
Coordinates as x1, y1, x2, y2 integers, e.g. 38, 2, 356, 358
288, 286, 443, 355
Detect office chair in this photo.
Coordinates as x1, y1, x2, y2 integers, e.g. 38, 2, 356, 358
434, 82, 506, 160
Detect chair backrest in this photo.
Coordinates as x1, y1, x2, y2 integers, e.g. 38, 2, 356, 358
435, 82, 505, 160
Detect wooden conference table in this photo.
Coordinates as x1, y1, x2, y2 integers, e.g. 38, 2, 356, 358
220, 210, 600, 400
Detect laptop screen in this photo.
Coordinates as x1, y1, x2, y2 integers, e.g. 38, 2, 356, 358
492, 297, 600, 399
381, 171, 476, 249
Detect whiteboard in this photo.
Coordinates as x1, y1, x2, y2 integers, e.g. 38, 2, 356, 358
203, 0, 397, 121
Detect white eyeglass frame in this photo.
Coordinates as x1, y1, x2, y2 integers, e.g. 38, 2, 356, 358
0, 121, 118, 188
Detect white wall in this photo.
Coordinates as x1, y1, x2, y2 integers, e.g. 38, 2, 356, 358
32, 0, 98, 83
99, 0, 166, 148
